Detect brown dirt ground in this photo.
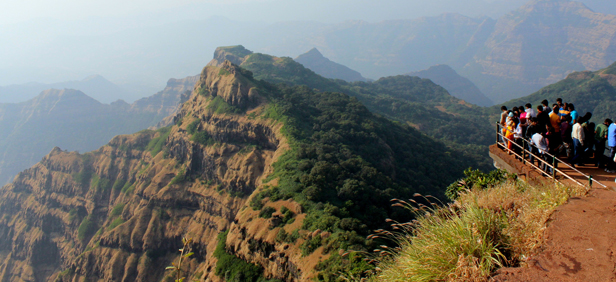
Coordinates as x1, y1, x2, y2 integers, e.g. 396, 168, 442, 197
492, 188, 616, 281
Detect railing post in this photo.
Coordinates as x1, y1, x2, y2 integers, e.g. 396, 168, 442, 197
524, 141, 527, 164
496, 122, 499, 144
552, 155, 556, 180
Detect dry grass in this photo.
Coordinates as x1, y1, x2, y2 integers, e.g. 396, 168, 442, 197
369, 181, 587, 282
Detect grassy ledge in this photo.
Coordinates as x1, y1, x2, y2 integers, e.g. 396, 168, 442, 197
368, 180, 586, 282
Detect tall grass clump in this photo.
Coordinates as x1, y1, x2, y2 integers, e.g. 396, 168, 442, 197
369, 180, 587, 282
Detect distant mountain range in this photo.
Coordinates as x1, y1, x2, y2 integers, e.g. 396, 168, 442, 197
3, 0, 616, 104
255, 0, 616, 103
407, 65, 493, 107
294, 48, 369, 82
0, 75, 140, 104
0, 75, 197, 184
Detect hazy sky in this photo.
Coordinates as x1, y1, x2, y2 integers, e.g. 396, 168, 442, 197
2, 0, 530, 25
2, 0, 616, 101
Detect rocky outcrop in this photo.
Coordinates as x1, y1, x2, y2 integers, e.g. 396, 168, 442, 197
0, 62, 301, 281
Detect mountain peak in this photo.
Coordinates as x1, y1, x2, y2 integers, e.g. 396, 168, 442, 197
295, 48, 368, 82
194, 60, 259, 110
208, 45, 254, 67
407, 65, 493, 107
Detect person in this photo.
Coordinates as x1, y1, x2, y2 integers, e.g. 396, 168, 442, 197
499, 106, 508, 145
560, 102, 570, 117
556, 98, 563, 109
571, 118, 585, 167
505, 112, 515, 151
606, 120, 616, 173
532, 130, 552, 175
519, 107, 529, 138
541, 99, 550, 112
525, 103, 536, 118
549, 106, 561, 133
568, 104, 578, 124
561, 115, 573, 158
595, 119, 611, 168
514, 119, 524, 157
526, 117, 543, 164
536, 105, 550, 128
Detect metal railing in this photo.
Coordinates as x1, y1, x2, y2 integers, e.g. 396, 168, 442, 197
495, 122, 607, 190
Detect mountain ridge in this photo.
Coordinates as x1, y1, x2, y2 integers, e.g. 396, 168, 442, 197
294, 48, 368, 82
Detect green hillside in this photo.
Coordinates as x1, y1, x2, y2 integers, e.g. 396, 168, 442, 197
498, 64, 616, 123
208, 46, 493, 170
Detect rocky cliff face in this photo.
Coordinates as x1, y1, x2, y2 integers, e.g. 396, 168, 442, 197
0, 58, 472, 281
0, 62, 303, 281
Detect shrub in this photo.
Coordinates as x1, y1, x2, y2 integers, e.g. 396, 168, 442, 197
214, 231, 264, 282
77, 216, 97, 242
112, 178, 126, 193
107, 217, 125, 230
446, 168, 512, 200
258, 207, 276, 219
170, 168, 188, 185
301, 235, 322, 256
110, 203, 125, 218
187, 120, 200, 135
370, 181, 587, 281
145, 126, 172, 157
191, 131, 214, 146
206, 96, 242, 114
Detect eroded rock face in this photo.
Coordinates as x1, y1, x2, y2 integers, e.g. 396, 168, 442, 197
0, 63, 305, 281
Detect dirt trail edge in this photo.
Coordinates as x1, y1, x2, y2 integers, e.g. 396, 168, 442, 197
492, 188, 616, 281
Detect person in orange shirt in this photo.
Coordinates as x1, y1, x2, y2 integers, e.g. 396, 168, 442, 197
548, 105, 562, 151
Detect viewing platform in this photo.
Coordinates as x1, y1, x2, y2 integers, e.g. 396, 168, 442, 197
490, 125, 615, 191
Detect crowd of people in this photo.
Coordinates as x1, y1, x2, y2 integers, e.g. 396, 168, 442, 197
499, 98, 616, 175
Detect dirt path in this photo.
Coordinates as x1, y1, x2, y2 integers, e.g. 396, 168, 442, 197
492, 188, 616, 281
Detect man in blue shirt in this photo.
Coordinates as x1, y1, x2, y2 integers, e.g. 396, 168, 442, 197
606, 121, 616, 173
568, 104, 578, 124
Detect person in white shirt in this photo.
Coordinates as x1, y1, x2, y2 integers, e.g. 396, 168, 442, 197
532, 132, 552, 174
571, 119, 585, 167
525, 103, 536, 118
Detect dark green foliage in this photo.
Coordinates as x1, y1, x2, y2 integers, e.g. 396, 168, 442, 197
77, 216, 97, 242
169, 168, 188, 185
206, 96, 242, 114
121, 181, 135, 194
259, 206, 276, 219
68, 208, 78, 223
107, 217, 125, 230
315, 252, 372, 282
250, 195, 265, 210
214, 231, 267, 282
110, 203, 125, 218
280, 206, 295, 225
186, 120, 200, 135
145, 126, 172, 157
301, 235, 322, 256
236, 51, 493, 171
112, 178, 126, 193
198, 87, 210, 96
219, 68, 232, 76
72, 169, 93, 188
191, 131, 215, 146
446, 168, 512, 200
90, 175, 111, 192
